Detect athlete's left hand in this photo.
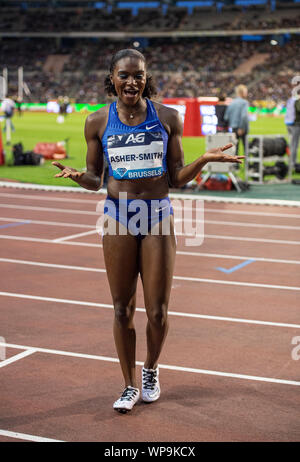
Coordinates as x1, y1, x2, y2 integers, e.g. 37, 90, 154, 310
52, 161, 85, 180
203, 143, 245, 164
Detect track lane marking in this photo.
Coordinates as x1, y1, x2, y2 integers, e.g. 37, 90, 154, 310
0, 220, 31, 230
176, 251, 300, 264
1, 183, 300, 207
0, 290, 299, 329
53, 229, 98, 242
0, 257, 299, 291
0, 258, 299, 291
0, 348, 36, 369
174, 217, 300, 231
0, 341, 299, 387
1, 232, 300, 246
2, 203, 300, 230
0, 224, 299, 264
0, 429, 64, 442
216, 259, 255, 273
0, 217, 94, 229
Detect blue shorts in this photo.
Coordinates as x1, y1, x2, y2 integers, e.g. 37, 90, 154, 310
103, 195, 174, 239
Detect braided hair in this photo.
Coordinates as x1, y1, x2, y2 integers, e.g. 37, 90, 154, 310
104, 49, 157, 99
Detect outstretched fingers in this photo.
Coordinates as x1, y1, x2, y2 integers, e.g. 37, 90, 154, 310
52, 162, 67, 177
52, 161, 83, 179
225, 155, 245, 163
52, 161, 66, 170
220, 143, 234, 151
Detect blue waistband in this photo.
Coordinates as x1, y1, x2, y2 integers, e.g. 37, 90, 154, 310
103, 195, 173, 238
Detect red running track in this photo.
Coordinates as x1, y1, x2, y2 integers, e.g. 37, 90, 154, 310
0, 186, 299, 442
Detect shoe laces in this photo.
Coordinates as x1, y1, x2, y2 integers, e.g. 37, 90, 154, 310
142, 368, 158, 390
119, 387, 138, 402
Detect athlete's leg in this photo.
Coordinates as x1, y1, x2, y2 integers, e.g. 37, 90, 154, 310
139, 218, 176, 370
103, 232, 140, 388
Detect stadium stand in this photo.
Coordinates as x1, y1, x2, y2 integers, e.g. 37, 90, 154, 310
0, 0, 299, 105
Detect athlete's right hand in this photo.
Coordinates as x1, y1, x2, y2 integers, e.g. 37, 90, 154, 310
52, 162, 85, 181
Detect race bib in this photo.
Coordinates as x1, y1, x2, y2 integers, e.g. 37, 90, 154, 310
107, 131, 165, 180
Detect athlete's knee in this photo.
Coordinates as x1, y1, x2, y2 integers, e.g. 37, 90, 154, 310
113, 300, 135, 326
147, 303, 168, 327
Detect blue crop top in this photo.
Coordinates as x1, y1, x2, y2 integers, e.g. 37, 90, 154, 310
101, 98, 169, 180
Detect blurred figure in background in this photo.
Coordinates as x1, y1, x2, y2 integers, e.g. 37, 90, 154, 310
2, 96, 15, 123
57, 95, 66, 123
1, 96, 15, 143
13, 95, 23, 117
290, 96, 300, 167
215, 93, 229, 133
224, 84, 249, 155
284, 92, 296, 144
284, 92, 295, 144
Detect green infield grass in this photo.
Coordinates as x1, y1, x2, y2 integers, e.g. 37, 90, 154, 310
0, 111, 299, 187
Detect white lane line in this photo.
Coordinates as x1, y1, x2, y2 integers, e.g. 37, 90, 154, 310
0, 217, 94, 229
53, 229, 98, 243
2, 215, 300, 236
0, 234, 98, 247
175, 217, 300, 231
0, 191, 296, 216
1, 182, 300, 207
176, 251, 300, 265
2, 202, 300, 232
1, 341, 299, 387
2, 202, 300, 228
0, 348, 36, 368
2, 190, 300, 217
1, 231, 299, 246
0, 290, 299, 329
173, 275, 300, 291
0, 258, 300, 291
0, 203, 98, 215
203, 207, 300, 219
169, 192, 300, 208
0, 192, 101, 205
0, 258, 107, 273
0, 223, 299, 264
2, 210, 300, 232
4, 214, 300, 234
0, 429, 65, 442
204, 234, 300, 245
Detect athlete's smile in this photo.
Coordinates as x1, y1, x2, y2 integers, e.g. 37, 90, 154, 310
111, 56, 146, 106
123, 88, 139, 98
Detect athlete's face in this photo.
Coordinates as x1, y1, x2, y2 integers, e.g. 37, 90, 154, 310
111, 57, 146, 106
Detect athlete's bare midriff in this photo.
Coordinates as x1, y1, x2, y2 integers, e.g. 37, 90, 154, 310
106, 173, 170, 200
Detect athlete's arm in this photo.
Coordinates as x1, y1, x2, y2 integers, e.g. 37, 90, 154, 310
166, 109, 244, 188
52, 112, 105, 191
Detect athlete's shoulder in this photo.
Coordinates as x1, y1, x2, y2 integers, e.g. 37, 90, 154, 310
151, 100, 177, 116
86, 103, 111, 125
151, 99, 182, 135
85, 103, 111, 138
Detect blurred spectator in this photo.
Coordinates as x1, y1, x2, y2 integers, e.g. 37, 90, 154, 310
284, 93, 296, 143
0, 36, 299, 105
224, 85, 249, 155
291, 97, 300, 167
215, 93, 229, 133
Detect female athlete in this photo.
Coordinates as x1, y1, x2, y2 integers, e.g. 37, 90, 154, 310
53, 49, 244, 413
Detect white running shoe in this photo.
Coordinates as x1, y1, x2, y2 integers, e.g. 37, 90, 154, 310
113, 386, 140, 413
142, 366, 160, 403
